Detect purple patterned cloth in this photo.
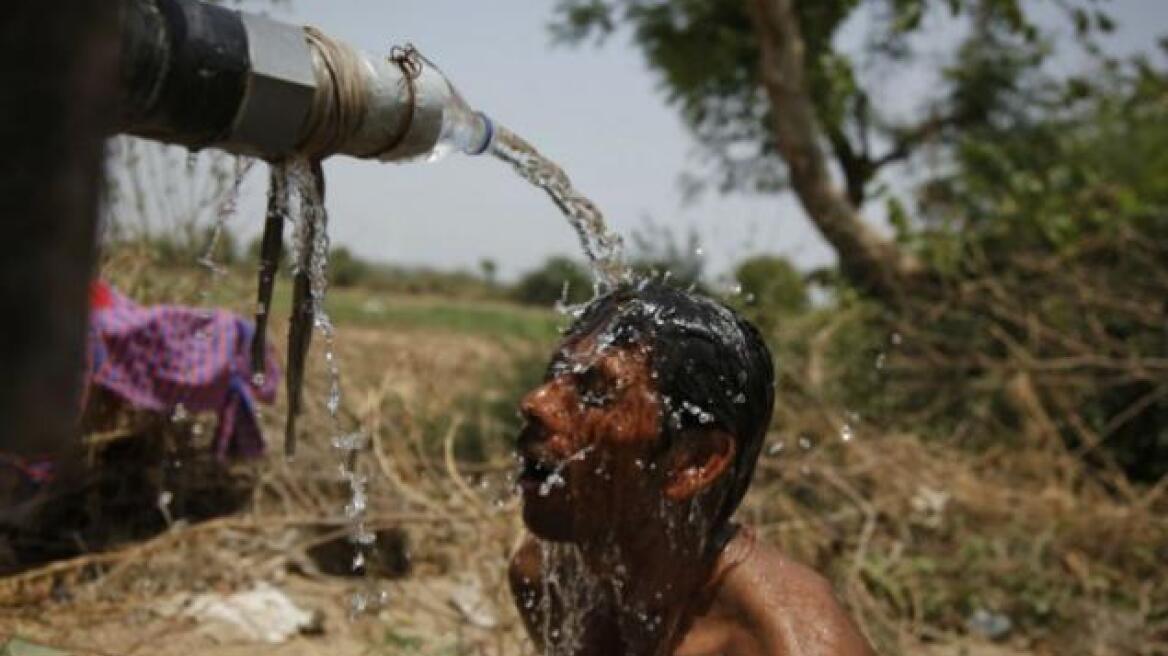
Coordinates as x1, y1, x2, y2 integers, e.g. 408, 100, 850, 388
85, 282, 280, 459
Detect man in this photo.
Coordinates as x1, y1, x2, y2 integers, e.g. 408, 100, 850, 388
510, 281, 874, 655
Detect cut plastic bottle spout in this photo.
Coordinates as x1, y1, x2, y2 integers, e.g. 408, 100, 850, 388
427, 72, 495, 162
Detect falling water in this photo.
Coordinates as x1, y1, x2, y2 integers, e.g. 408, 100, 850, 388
286, 158, 381, 615
287, 160, 342, 426
537, 542, 604, 656
197, 155, 254, 296
488, 125, 628, 291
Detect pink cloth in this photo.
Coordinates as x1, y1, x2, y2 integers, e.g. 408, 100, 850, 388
85, 282, 280, 459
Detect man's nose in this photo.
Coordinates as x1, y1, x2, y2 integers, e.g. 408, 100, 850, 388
519, 379, 573, 431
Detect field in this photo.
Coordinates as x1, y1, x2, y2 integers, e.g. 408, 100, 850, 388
0, 263, 1164, 655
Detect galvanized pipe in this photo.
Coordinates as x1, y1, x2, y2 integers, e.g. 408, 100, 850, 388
117, 0, 488, 161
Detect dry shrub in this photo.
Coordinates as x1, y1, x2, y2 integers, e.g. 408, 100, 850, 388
836, 228, 1168, 483
1, 241, 1165, 654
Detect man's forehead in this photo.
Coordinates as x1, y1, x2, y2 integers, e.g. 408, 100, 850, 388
549, 335, 649, 375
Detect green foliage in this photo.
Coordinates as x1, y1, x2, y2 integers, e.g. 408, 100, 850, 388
731, 254, 808, 333
914, 60, 1168, 266
328, 246, 370, 288
265, 285, 560, 342
627, 220, 707, 291
511, 256, 593, 306
478, 257, 498, 285
553, 0, 1164, 480
244, 233, 288, 271
837, 61, 1168, 480
551, 0, 1107, 201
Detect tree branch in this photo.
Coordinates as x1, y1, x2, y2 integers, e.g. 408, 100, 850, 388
747, 0, 927, 301
871, 111, 971, 170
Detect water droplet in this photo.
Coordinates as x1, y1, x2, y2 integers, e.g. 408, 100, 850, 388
732, 392, 746, 404
766, 441, 785, 457
251, 372, 267, 387
332, 431, 367, 451
840, 423, 854, 442
797, 434, 814, 450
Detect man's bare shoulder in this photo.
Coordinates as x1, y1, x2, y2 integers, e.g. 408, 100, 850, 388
713, 531, 876, 656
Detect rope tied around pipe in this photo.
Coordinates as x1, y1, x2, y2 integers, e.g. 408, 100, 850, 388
300, 26, 368, 158
376, 43, 423, 159
300, 29, 427, 160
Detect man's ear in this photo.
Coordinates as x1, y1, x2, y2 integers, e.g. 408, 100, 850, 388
662, 429, 737, 502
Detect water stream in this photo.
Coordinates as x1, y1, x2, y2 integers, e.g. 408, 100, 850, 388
194, 155, 253, 331
487, 125, 628, 291
285, 158, 381, 614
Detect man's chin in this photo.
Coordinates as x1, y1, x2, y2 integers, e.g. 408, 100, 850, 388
521, 502, 576, 543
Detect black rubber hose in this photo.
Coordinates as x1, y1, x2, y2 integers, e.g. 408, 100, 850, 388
118, 0, 250, 147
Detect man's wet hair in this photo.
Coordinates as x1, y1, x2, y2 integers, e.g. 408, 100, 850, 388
558, 280, 775, 530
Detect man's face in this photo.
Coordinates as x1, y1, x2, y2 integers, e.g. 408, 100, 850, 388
516, 333, 664, 542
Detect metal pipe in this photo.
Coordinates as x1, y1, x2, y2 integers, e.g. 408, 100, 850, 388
117, 0, 491, 161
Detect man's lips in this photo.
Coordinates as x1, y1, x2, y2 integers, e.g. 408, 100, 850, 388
517, 424, 564, 488
519, 457, 556, 485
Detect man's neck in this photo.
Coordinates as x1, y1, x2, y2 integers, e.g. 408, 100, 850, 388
573, 518, 730, 655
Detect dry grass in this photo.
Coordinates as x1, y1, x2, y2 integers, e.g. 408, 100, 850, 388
0, 255, 1165, 655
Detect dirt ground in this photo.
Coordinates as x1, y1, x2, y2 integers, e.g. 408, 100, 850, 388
1, 302, 1164, 655
0, 321, 533, 655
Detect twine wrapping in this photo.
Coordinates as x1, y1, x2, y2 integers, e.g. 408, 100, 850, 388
300, 26, 369, 158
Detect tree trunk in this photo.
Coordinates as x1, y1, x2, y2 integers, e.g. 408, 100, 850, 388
747, 0, 926, 302
0, 3, 117, 463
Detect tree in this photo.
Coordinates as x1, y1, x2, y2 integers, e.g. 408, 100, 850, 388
550, 0, 1116, 300
512, 256, 593, 306
627, 219, 707, 292
733, 254, 808, 333
479, 258, 499, 285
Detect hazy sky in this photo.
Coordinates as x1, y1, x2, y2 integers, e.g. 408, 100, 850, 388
215, 1, 1165, 282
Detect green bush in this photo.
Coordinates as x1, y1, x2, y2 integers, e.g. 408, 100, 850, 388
732, 255, 808, 333
511, 256, 592, 307
329, 246, 370, 288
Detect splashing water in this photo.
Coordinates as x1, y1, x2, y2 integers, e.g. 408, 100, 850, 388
537, 542, 604, 656
488, 125, 627, 290
536, 445, 595, 497
190, 155, 253, 341
197, 156, 253, 294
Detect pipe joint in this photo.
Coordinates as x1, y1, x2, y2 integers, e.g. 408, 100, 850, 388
117, 0, 488, 163
227, 14, 316, 159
